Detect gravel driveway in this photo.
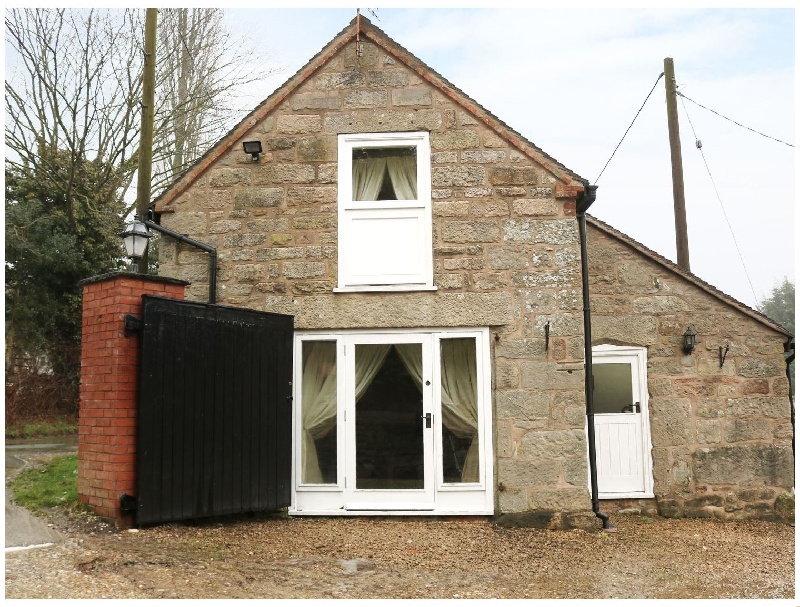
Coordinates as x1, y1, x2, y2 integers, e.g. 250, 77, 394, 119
5, 506, 794, 599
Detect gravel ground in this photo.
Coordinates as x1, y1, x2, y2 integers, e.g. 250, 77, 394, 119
5, 506, 795, 599
5, 453, 795, 600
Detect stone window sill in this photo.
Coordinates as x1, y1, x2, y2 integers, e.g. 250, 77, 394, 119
333, 285, 439, 293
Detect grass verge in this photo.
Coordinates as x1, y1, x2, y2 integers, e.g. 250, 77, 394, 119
6, 417, 78, 439
10, 454, 78, 512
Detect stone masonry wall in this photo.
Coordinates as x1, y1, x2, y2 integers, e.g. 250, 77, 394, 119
587, 224, 794, 521
156, 38, 594, 522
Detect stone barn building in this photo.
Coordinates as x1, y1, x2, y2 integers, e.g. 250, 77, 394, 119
150, 16, 793, 526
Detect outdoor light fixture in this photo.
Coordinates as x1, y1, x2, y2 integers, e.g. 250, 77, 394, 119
242, 140, 262, 161
118, 215, 152, 273
682, 326, 697, 354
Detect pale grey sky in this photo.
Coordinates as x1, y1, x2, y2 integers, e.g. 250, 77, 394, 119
225, 7, 795, 311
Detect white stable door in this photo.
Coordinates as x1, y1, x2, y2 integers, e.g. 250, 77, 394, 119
343, 334, 435, 510
592, 346, 654, 498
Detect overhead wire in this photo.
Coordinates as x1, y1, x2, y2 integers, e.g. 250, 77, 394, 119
594, 72, 664, 185
678, 91, 759, 305
677, 92, 794, 148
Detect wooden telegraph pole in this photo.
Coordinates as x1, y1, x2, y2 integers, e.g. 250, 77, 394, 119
136, 8, 158, 273
664, 57, 690, 272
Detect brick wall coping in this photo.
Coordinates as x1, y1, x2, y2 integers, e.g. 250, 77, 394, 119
79, 271, 190, 287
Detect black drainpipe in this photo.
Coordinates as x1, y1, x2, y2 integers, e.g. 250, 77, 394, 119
143, 210, 217, 304
576, 185, 615, 532
785, 339, 794, 456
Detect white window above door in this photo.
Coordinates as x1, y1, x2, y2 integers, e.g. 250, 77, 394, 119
336, 132, 434, 292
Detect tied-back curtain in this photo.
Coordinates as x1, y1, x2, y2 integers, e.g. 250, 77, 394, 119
385, 155, 417, 200
301, 341, 338, 484
440, 339, 480, 483
395, 340, 480, 483
352, 157, 387, 201
394, 343, 423, 385
355, 344, 392, 400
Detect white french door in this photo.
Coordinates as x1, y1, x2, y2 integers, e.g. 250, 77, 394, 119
591, 345, 654, 498
292, 328, 493, 515
343, 334, 435, 510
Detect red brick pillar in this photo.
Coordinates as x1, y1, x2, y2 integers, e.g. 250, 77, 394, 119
78, 272, 188, 527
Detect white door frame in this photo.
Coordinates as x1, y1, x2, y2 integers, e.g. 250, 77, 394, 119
291, 327, 494, 515
590, 344, 655, 499
343, 333, 435, 511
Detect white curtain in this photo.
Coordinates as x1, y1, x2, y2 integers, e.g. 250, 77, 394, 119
352, 157, 387, 201
301, 341, 338, 484
302, 342, 391, 483
385, 155, 417, 200
396, 340, 480, 483
355, 344, 391, 399
440, 339, 480, 483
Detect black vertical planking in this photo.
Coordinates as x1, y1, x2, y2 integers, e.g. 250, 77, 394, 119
240, 321, 254, 512
137, 296, 292, 524
211, 308, 225, 513
257, 324, 271, 511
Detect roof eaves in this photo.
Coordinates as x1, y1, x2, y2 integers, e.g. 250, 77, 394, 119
154, 18, 359, 213
359, 18, 587, 187
155, 15, 588, 213
586, 214, 793, 338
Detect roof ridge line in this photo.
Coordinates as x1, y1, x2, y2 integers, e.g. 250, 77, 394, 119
154, 14, 585, 212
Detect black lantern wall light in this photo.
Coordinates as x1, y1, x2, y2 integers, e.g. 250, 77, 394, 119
682, 326, 697, 354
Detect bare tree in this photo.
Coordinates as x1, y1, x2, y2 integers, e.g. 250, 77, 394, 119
6, 8, 279, 212
5, 7, 278, 423
154, 8, 276, 184
5, 8, 143, 218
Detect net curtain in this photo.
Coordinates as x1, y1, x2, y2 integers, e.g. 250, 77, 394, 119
301, 340, 479, 484
352, 153, 417, 200
301, 343, 391, 484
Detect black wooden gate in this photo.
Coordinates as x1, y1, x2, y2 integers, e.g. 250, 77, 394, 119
136, 295, 293, 525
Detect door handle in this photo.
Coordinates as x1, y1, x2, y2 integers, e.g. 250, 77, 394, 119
422, 412, 432, 428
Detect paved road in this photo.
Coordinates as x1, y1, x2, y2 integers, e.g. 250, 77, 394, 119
5, 436, 78, 550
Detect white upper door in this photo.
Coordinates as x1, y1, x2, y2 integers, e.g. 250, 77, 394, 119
343, 334, 435, 510
592, 346, 654, 498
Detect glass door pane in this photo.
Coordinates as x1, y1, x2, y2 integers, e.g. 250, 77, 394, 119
300, 340, 338, 484
355, 344, 423, 489
593, 363, 634, 414
439, 337, 480, 483
345, 336, 434, 509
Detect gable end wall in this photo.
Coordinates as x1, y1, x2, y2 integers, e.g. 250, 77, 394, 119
156, 39, 595, 525
588, 224, 794, 521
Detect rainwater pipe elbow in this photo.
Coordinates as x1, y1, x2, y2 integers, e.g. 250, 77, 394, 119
144, 210, 217, 304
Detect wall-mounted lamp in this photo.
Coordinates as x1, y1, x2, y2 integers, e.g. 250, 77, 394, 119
242, 140, 262, 161
682, 326, 697, 354
118, 215, 152, 273
719, 344, 730, 368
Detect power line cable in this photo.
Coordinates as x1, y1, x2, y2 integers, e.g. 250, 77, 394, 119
594, 72, 664, 185
678, 92, 794, 148
678, 92, 759, 305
